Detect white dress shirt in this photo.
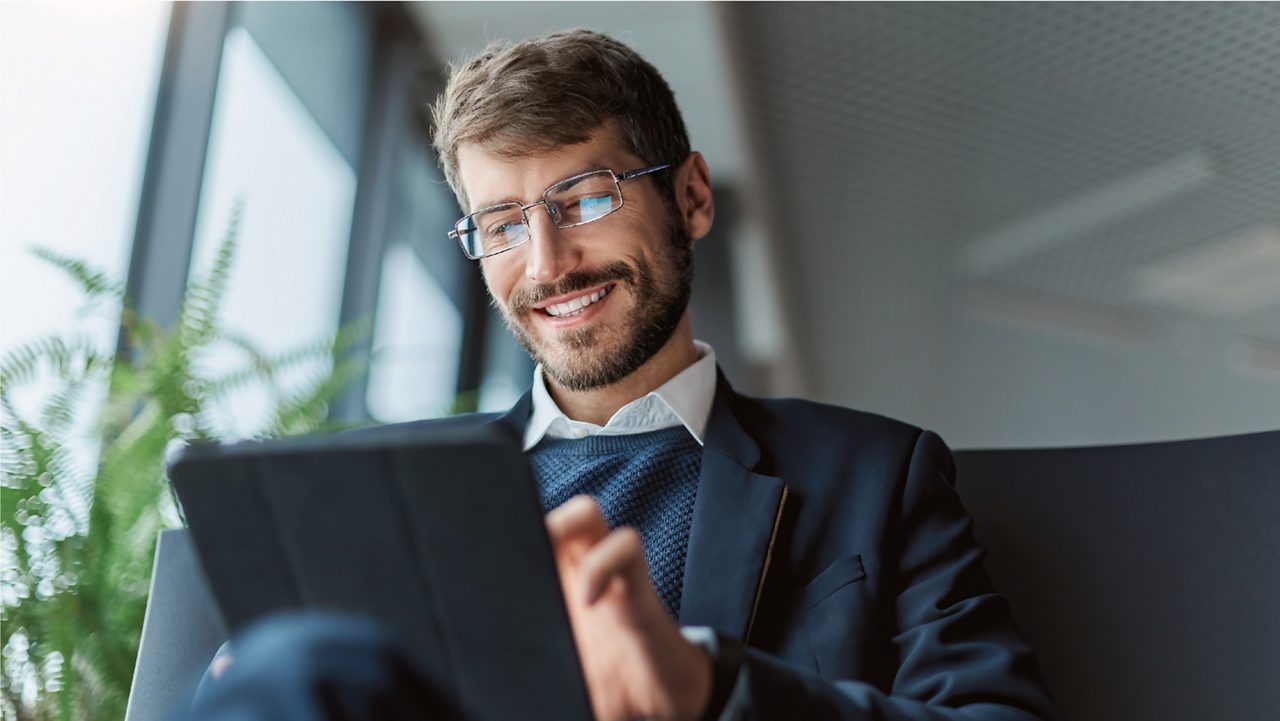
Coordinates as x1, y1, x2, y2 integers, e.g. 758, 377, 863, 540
522, 340, 717, 451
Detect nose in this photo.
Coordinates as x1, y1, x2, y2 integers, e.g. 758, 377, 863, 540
523, 203, 580, 283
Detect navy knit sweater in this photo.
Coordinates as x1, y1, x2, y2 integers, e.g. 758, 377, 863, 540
528, 427, 702, 617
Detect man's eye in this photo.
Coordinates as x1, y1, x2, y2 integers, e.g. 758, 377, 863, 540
575, 194, 614, 220
570, 194, 610, 207
487, 221, 519, 236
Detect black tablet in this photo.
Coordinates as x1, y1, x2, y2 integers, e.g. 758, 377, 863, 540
167, 423, 592, 721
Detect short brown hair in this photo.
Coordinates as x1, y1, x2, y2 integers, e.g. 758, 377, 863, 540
430, 29, 691, 211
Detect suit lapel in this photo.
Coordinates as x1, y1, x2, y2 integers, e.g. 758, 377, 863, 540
678, 372, 787, 643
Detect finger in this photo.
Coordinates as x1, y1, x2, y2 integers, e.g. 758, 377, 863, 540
545, 495, 609, 550
210, 653, 234, 681
578, 527, 650, 605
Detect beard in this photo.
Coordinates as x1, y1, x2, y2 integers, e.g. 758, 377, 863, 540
497, 217, 693, 392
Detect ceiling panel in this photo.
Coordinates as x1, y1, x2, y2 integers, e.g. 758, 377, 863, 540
721, 2, 1280, 364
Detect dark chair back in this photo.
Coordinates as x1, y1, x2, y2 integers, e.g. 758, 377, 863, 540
955, 431, 1280, 721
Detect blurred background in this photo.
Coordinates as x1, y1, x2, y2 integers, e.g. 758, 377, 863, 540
3, 1, 1278, 451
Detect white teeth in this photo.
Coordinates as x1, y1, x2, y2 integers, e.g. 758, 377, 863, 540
545, 286, 610, 317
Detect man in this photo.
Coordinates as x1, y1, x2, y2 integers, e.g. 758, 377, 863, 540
194, 29, 1059, 721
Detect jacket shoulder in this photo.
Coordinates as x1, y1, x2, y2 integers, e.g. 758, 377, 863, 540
339, 411, 506, 440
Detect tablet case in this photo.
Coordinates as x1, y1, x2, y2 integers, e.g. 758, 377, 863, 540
168, 424, 592, 721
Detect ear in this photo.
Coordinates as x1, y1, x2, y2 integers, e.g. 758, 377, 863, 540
674, 151, 714, 242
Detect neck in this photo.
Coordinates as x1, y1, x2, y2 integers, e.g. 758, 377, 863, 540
546, 313, 698, 426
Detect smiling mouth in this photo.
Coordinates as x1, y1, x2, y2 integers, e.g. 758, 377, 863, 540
538, 284, 614, 318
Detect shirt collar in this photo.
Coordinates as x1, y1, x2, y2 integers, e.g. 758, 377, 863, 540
522, 341, 717, 451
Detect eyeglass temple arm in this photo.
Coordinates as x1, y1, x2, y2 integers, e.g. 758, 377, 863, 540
617, 163, 672, 182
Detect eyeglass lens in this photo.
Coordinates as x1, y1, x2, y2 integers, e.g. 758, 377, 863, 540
457, 170, 622, 258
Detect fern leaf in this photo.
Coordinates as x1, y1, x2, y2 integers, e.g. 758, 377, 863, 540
266, 352, 367, 437
177, 201, 242, 349
0, 335, 107, 390
38, 374, 89, 437
30, 247, 124, 302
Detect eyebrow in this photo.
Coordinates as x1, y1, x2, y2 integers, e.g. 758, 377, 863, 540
470, 164, 612, 212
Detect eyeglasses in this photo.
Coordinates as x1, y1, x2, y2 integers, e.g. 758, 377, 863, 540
448, 164, 671, 260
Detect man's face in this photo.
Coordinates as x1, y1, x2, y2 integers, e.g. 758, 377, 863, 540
457, 129, 693, 392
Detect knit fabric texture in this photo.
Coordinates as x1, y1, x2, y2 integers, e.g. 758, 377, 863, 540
528, 426, 703, 618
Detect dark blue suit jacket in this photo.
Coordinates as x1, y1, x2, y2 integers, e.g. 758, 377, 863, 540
405, 370, 1059, 720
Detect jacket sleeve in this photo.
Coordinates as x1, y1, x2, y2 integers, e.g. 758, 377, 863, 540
715, 430, 1062, 721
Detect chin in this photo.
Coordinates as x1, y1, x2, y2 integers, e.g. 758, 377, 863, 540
536, 333, 635, 392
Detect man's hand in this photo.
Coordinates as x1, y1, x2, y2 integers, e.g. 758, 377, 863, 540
546, 496, 713, 721
209, 652, 234, 680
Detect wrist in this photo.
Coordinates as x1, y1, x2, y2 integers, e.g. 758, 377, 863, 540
695, 630, 745, 721
675, 627, 745, 721
677, 636, 714, 721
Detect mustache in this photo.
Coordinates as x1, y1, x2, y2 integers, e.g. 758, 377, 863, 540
508, 262, 636, 315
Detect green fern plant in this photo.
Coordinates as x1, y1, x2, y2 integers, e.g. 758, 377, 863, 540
0, 205, 370, 720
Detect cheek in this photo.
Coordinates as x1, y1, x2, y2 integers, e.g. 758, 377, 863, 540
481, 261, 517, 307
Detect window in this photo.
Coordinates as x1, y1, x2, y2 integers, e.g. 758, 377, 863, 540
366, 242, 463, 421
365, 130, 467, 422
0, 0, 170, 463
187, 26, 356, 437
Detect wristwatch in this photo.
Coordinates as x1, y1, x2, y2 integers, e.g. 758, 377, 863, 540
681, 627, 745, 721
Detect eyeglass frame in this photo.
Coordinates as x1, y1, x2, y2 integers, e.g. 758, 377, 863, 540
447, 163, 672, 260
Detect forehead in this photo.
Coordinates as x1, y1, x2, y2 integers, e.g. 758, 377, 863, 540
456, 127, 644, 212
